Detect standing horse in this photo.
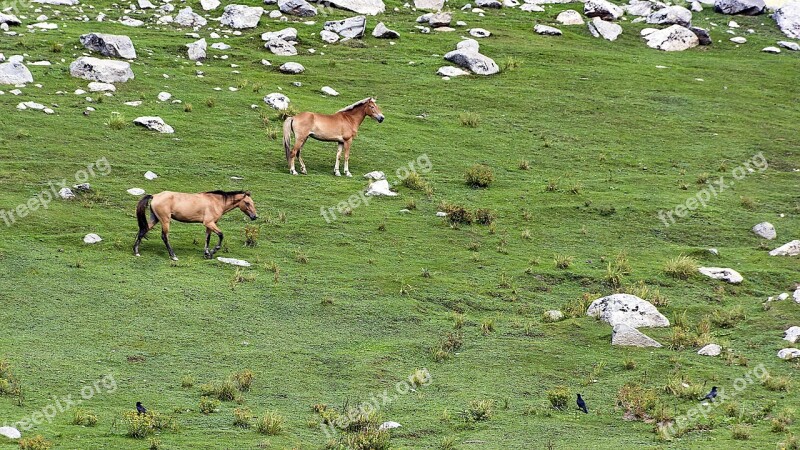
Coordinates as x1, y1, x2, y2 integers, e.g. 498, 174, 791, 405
133, 190, 258, 261
283, 97, 385, 177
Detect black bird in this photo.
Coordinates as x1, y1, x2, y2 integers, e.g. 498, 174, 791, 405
701, 387, 718, 402
576, 394, 588, 414
136, 402, 147, 415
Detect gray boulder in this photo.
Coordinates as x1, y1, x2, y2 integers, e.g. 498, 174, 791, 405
279, 62, 305, 73
264, 93, 291, 110
714, 0, 765, 15
585, 0, 624, 20
174, 7, 207, 27
778, 348, 800, 360
265, 38, 297, 55
134, 117, 174, 133
324, 16, 367, 38
769, 240, 800, 256
0, 13, 21, 26
69, 57, 134, 83
221, 5, 264, 29
588, 17, 623, 40
644, 24, 699, 51
279, 0, 318, 17
444, 40, 499, 75
312, 0, 385, 15
625, 0, 665, 16
476, 0, 503, 7
0, 62, 33, 85
557, 10, 585, 25
429, 11, 452, 27
784, 326, 800, 344
534, 24, 563, 35
697, 343, 722, 356
774, 2, 800, 39
698, 267, 743, 284
587, 294, 670, 328
186, 38, 207, 61
690, 26, 712, 45
612, 324, 663, 347
372, 22, 399, 38
778, 40, 800, 50
261, 28, 298, 41
80, 33, 137, 59
752, 222, 776, 240
414, 0, 445, 10
647, 5, 692, 26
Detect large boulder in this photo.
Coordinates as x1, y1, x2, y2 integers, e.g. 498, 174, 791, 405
444, 40, 499, 75
262, 28, 298, 41
625, 0, 666, 16
134, 117, 174, 133
0, 62, 33, 84
644, 24, 699, 51
698, 343, 722, 356
698, 267, 743, 284
324, 16, 367, 38
175, 7, 207, 27
612, 324, 663, 347
769, 240, 800, 256
476, 0, 503, 7
373, 22, 399, 38
265, 38, 297, 55
80, 33, 137, 59
221, 5, 264, 29
714, 0, 765, 14
0, 13, 21, 26
647, 5, 692, 26
784, 326, 800, 344
414, 0, 445, 9
311, 0, 385, 15
32, 0, 78, 4
585, 0, 624, 20
279, 0, 318, 17
69, 57, 134, 83
186, 38, 207, 61
774, 2, 800, 39
535, 24, 563, 35
429, 11, 452, 27
588, 17, 623, 40
778, 348, 800, 360
586, 294, 669, 328
0, 426, 21, 439
264, 93, 291, 110
690, 26, 712, 45
557, 10, 585, 24
752, 222, 776, 240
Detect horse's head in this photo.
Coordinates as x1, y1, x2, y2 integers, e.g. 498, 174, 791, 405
238, 192, 258, 220
366, 98, 384, 123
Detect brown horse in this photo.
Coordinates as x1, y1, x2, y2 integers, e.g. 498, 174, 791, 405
133, 190, 258, 261
283, 97, 385, 177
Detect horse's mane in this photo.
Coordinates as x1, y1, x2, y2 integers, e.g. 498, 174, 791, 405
204, 190, 247, 201
337, 97, 374, 113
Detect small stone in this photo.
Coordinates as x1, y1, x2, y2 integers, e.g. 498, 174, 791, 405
697, 343, 722, 356
217, 257, 251, 267
59, 187, 75, 199
144, 171, 158, 180
83, 233, 102, 244
127, 188, 146, 195
321, 86, 339, 96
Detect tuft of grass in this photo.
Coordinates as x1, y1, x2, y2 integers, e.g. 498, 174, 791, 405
519, 159, 530, 170
232, 369, 254, 392
200, 379, 238, 401
545, 178, 560, 192
464, 164, 494, 188
554, 254, 573, 269
18, 435, 52, 450
183, 103, 193, 112
501, 56, 521, 71
664, 255, 698, 280
405, 198, 417, 210
244, 224, 260, 247
474, 208, 496, 225
547, 386, 570, 410
50, 42, 64, 53
616, 382, 657, 420
205, 97, 215, 108
108, 112, 126, 130
256, 411, 284, 435
480, 318, 495, 335
233, 407, 252, 428
71, 408, 98, 426
402, 172, 428, 191
763, 374, 791, 392
732, 424, 752, 440
459, 112, 480, 128
180, 375, 194, 388
199, 396, 220, 414
295, 249, 309, 264
623, 357, 637, 370
740, 195, 756, 210
463, 399, 494, 422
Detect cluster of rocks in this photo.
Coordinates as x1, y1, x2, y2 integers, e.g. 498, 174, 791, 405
586, 294, 670, 347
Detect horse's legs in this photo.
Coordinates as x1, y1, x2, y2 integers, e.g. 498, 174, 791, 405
297, 148, 307, 175
289, 134, 308, 176
334, 142, 343, 177
343, 139, 353, 177
206, 222, 224, 257
160, 218, 178, 261
203, 228, 212, 259
133, 214, 159, 257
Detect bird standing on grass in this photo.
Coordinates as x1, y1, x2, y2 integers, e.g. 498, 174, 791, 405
701, 387, 718, 402
576, 394, 588, 414
136, 402, 147, 415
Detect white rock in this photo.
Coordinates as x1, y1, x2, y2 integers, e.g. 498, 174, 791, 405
279, 0, 318, 16
0, 62, 33, 85
322, 0, 385, 15
69, 57, 134, 83
534, 24, 562, 35
752, 222, 776, 239
784, 326, 800, 344
585, 0, 624, 20
187, 38, 207, 61
211, 42, 231, 50
372, 22, 400, 38
200, 0, 220, 10
543, 310, 565, 321
127, 188, 145, 195
264, 92, 291, 110
217, 257, 251, 267
83, 233, 102, 244
414, 0, 444, 10
647, 5, 692, 27
366, 179, 398, 196
778, 348, 800, 360
588, 16, 623, 41
444, 40, 499, 75
775, 2, 800, 39
265, 38, 297, 56
698, 267, 743, 284
521, 3, 545, 11
714, 0, 765, 15
469, 27, 491, 37
378, 421, 401, 430
363, 170, 385, 180
437, 65, 470, 76
0, 427, 21, 440
119, 18, 144, 27
644, 25, 699, 51
795, 288, 800, 303
262, 28, 298, 41
778, 40, 800, 51
174, 7, 207, 27
436, 211, 447, 217
144, 171, 158, 180
79, 33, 137, 59
133, 116, 174, 133
321, 86, 339, 96
612, 323, 663, 347
730, 36, 747, 43
220, 4, 264, 29
697, 343, 722, 356
157, 91, 172, 101
279, 62, 305, 74
763, 46, 781, 53
769, 240, 800, 256
320, 30, 340, 43
557, 9, 584, 25
125, 101, 142, 106
58, 187, 75, 199
586, 294, 670, 328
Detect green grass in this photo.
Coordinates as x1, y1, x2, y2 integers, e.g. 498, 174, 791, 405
0, 1, 799, 449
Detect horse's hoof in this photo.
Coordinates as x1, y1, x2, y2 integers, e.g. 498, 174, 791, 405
135, 253, 140, 257
290, 171, 298, 176
171, 256, 179, 261
334, 170, 341, 177
345, 172, 352, 178
301, 169, 307, 175
204, 253, 212, 259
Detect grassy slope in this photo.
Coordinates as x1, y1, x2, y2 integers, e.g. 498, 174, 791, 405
0, 0, 799, 448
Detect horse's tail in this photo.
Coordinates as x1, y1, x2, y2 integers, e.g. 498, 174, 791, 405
136, 194, 153, 234
283, 117, 294, 161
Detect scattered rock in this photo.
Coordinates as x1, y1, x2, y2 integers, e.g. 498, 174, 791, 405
0, 13, 22, 26
587, 294, 670, 328
265, 38, 298, 56
217, 257, 251, 267
320, 0, 385, 15
262, 28, 298, 41
201, 0, 221, 10
144, 171, 158, 180
0, 62, 33, 85
778, 348, 800, 360
414, 0, 445, 9
714, 0, 765, 15
187, 38, 207, 61
698, 267, 743, 284
83, 233, 102, 244
365, 179, 398, 196
279, 62, 305, 74
625, 0, 666, 16
220, 4, 264, 29
557, 10, 585, 25
373, 22, 399, 38
363, 170, 385, 180
697, 343, 722, 356
174, 7, 207, 28
444, 39, 499, 75
769, 240, 800, 256
133, 116, 174, 133
778, 40, 800, 51
157, 92, 172, 102
429, 11, 452, 27
58, 187, 75, 199
437, 65, 470, 76
763, 46, 781, 53
324, 16, 367, 38
521, 3, 545, 11
476, 0, 502, 8
264, 92, 291, 110
279, 0, 318, 17
320, 30, 340, 43
795, 288, 800, 303
534, 24, 563, 35
752, 221, 776, 239
0, 427, 21, 440
69, 57, 134, 83
588, 17, 623, 41
211, 42, 231, 51
774, 2, 800, 39
543, 310, 565, 322
784, 326, 800, 344
321, 86, 339, 96
645, 24, 699, 51
469, 27, 491, 37
647, 5, 692, 27
612, 323, 663, 347
379, 421, 401, 430
127, 188, 145, 195
690, 26, 712, 45
585, 0, 624, 20
88, 82, 116, 92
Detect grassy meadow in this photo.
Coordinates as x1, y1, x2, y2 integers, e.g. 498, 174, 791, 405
0, 0, 799, 448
